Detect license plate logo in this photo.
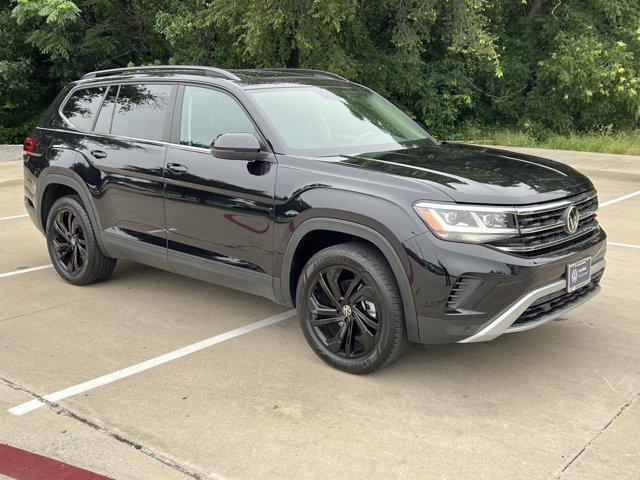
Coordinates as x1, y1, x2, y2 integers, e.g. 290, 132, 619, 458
567, 258, 591, 292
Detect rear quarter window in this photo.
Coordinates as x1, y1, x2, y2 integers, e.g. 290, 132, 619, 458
61, 87, 107, 131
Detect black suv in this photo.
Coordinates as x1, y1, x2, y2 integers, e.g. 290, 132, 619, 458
23, 66, 606, 373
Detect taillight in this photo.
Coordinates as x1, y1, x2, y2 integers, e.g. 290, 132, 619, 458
23, 138, 37, 152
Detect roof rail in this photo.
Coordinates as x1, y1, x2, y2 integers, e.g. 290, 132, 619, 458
258, 68, 348, 81
82, 65, 240, 81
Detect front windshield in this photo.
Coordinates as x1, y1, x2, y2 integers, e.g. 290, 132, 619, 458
246, 85, 435, 156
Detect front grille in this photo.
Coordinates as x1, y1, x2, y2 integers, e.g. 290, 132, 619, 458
513, 270, 603, 326
491, 190, 599, 256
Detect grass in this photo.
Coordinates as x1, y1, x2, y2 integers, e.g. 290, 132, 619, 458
456, 129, 640, 156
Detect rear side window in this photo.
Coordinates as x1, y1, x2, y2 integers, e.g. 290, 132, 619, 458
62, 87, 107, 131
110, 84, 173, 141
180, 86, 256, 149
94, 86, 118, 134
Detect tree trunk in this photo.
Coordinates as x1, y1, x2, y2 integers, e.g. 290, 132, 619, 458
287, 42, 299, 68
527, 0, 545, 19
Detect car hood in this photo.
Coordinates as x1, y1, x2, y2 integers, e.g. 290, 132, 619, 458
336, 142, 594, 205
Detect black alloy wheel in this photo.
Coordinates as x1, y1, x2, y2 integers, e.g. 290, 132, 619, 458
51, 208, 88, 275
297, 242, 408, 374
46, 195, 117, 285
309, 266, 381, 359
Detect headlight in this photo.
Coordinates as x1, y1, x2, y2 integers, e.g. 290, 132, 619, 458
413, 202, 518, 243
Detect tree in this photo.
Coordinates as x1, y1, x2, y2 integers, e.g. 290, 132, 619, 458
0, 0, 638, 143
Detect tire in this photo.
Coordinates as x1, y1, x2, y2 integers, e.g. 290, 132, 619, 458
45, 195, 116, 285
296, 242, 408, 374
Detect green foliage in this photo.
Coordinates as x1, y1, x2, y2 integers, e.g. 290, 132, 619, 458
0, 3, 43, 143
0, 0, 639, 143
12, 0, 80, 59
523, 1, 640, 133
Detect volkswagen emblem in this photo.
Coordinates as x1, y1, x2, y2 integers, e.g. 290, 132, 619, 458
563, 205, 580, 234
571, 269, 579, 284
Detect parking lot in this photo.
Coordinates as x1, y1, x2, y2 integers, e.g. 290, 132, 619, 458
1, 145, 639, 480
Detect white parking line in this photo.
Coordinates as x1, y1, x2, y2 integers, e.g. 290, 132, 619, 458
8, 309, 297, 415
608, 242, 640, 249
0, 214, 28, 221
0, 264, 53, 278
600, 190, 640, 208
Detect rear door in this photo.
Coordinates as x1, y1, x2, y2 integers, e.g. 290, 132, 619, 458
80, 82, 176, 269
163, 84, 277, 299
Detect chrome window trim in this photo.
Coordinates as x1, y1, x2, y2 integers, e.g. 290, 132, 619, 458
50, 79, 270, 155
171, 144, 210, 154
459, 258, 605, 343
57, 80, 178, 140
37, 126, 170, 148
45, 80, 270, 155
37, 126, 212, 153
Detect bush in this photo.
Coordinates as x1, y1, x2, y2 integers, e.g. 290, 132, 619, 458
457, 126, 640, 156
1, 0, 639, 143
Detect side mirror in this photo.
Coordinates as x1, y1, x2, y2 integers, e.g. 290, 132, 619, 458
210, 132, 269, 161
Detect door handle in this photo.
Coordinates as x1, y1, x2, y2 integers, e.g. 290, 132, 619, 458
90, 150, 107, 159
167, 163, 188, 174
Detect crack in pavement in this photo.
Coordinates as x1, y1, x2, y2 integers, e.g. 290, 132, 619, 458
0, 286, 142, 324
0, 375, 217, 480
554, 390, 640, 479
0, 296, 97, 324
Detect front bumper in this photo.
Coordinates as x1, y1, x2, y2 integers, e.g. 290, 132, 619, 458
403, 227, 607, 344
458, 258, 604, 343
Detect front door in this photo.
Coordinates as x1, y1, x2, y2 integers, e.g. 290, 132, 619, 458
164, 85, 277, 299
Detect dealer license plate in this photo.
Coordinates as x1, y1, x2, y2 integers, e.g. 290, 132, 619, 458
567, 257, 591, 293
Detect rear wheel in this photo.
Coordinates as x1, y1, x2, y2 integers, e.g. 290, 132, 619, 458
296, 242, 408, 374
46, 195, 116, 285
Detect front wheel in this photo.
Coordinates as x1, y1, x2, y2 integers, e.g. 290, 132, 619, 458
46, 195, 116, 285
296, 242, 408, 374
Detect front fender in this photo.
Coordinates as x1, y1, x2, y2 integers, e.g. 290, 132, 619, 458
275, 188, 424, 342
274, 186, 426, 264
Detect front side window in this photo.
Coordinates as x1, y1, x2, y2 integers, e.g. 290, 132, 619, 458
247, 85, 434, 156
110, 84, 173, 141
62, 87, 107, 131
180, 86, 256, 149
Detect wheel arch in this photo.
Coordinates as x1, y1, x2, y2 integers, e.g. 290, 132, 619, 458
277, 218, 419, 342
38, 171, 109, 254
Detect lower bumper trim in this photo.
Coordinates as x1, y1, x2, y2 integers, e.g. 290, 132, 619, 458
458, 258, 605, 343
